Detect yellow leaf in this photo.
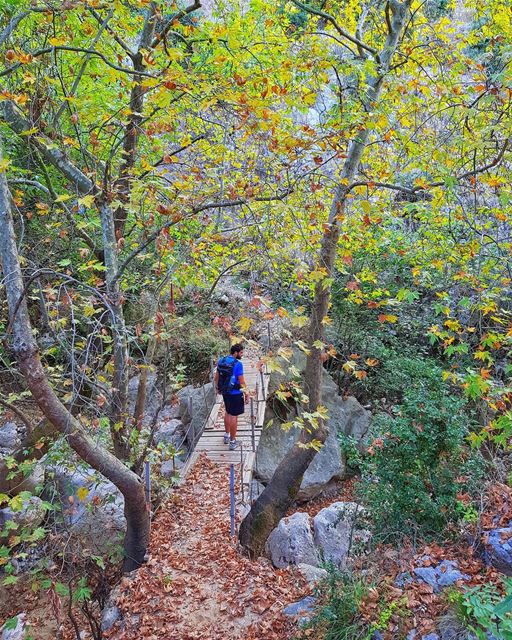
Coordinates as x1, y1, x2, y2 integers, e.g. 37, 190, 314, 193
77, 487, 89, 502
291, 315, 308, 328
55, 194, 72, 203
237, 316, 254, 333
0, 159, 10, 173
78, 195, 95, 208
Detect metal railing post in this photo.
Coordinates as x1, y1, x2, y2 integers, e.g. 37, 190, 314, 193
230, 464, 235, 538
250, 398, 255, 452
144, 460, 151, 507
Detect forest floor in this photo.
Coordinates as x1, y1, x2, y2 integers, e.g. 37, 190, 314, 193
105, 454, 310, 640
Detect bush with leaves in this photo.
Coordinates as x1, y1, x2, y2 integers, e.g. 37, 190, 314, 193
445, 580, 512, 640
358, 362, 484, 541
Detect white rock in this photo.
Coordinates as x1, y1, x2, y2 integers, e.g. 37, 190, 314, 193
1, 613, 26, 640
266, 512, 319, 568
0, 496, 45, 530
313, 502, 368, 568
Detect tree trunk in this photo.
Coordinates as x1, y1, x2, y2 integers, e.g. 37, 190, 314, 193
113, 3, 157, 237
239, 0, 411, 557
99, 201, 131, 461
0, 143, 149, 571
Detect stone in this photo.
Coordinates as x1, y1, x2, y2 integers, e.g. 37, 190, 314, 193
156, 403, 181, 421
1, 613, 26, 640
160, 458, 184, 479
46, 465, 125, 555
127, 372, 164, 427
266, 512, 319, 569
101, 605, 122, 633
396, 560, 470, 593
296, 563, 328, 585
283, 595, 316, 617
313, 502, 368, 568
178, 383, 216, 446
0, 496, 45, 530
154, 419, 183, 446
255, 348, 371, 500
0, 421, 20, 450
483, 527, 512, 576
13, 462, 45, 495
422, 635, 440, 640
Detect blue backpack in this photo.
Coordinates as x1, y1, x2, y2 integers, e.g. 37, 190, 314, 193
217, 357, 240, 394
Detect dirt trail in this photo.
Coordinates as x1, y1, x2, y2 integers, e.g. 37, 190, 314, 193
107, 455, 309, 640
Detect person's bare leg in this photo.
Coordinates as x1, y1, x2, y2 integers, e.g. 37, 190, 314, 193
229, 414, 238, 441
224, 411, 230, 436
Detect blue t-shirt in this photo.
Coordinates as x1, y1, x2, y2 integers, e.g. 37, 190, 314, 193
218, 356, 244, 395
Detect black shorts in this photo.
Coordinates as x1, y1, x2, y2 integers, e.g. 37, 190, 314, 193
223, 394, 244, 416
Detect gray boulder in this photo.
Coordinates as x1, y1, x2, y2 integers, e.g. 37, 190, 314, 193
0, 421, 21, 450
178, 383, 216, 446
256, 349, 371, 500
296, 563, 328, 585
154, 418, 183, 447
1, 614, 26, 640
484, 526, 512, 576
283, 595, 315, 617
160, 458, 185, 479
127, 372, 163, 427
396, 560, 470, 593
47, 465, 125, 555
313, 502, 368, 568
0, 496, 45, 530
266, 512, 319, 568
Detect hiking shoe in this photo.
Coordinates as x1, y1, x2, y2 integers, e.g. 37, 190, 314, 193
223, 432, 230, 445
229, 439, 238, 451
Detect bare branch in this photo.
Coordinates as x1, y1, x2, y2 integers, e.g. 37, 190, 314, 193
348, 137, 510, 194
0, 398, 33, 430
0, 100, 95, 195
151, 0, 202, 49
289, 0, 377, 56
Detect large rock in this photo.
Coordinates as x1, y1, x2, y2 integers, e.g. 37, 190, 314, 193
154, 418, 183, 447
160, 458, 185, 479
266, 512, 319, 568
313, 502, 368, 568
255, 349, 371, 500
46, 465, 125, 555
0, 421, 21, 450
178, 383, 216, 446
1, 614, 26, 640
0, 496, 45, 530
127, 372, 163, 427
483, 527, 512, 576
296, 563, 328, 585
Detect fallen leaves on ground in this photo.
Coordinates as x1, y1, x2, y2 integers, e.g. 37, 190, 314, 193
106, 454, 308, 640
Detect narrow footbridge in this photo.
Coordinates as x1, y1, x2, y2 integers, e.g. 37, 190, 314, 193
179, 350, 270, 501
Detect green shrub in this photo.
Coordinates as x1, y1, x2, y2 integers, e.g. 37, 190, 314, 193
167, 321, 229, 381
359, 370, 483, 541
446, 580, 512, 640
298, 569, 369, 640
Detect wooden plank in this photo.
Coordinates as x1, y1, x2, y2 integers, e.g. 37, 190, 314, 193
242, 452, 255, 487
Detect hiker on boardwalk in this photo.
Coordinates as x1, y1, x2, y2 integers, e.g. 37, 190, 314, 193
214, 343, 249, 450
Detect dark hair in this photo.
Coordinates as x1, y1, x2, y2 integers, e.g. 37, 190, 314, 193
230, 343, 243, 355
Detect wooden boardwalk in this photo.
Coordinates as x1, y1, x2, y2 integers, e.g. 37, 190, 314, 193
179, 353, 270, 495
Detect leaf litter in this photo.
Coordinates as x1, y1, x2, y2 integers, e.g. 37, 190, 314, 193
106, 454, 309, 640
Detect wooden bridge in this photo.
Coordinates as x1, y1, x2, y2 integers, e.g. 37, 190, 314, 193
179, 351, 270, 500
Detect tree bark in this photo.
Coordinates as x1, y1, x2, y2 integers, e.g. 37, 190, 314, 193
239, 0, 412, 557
0, 142, 149, 571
